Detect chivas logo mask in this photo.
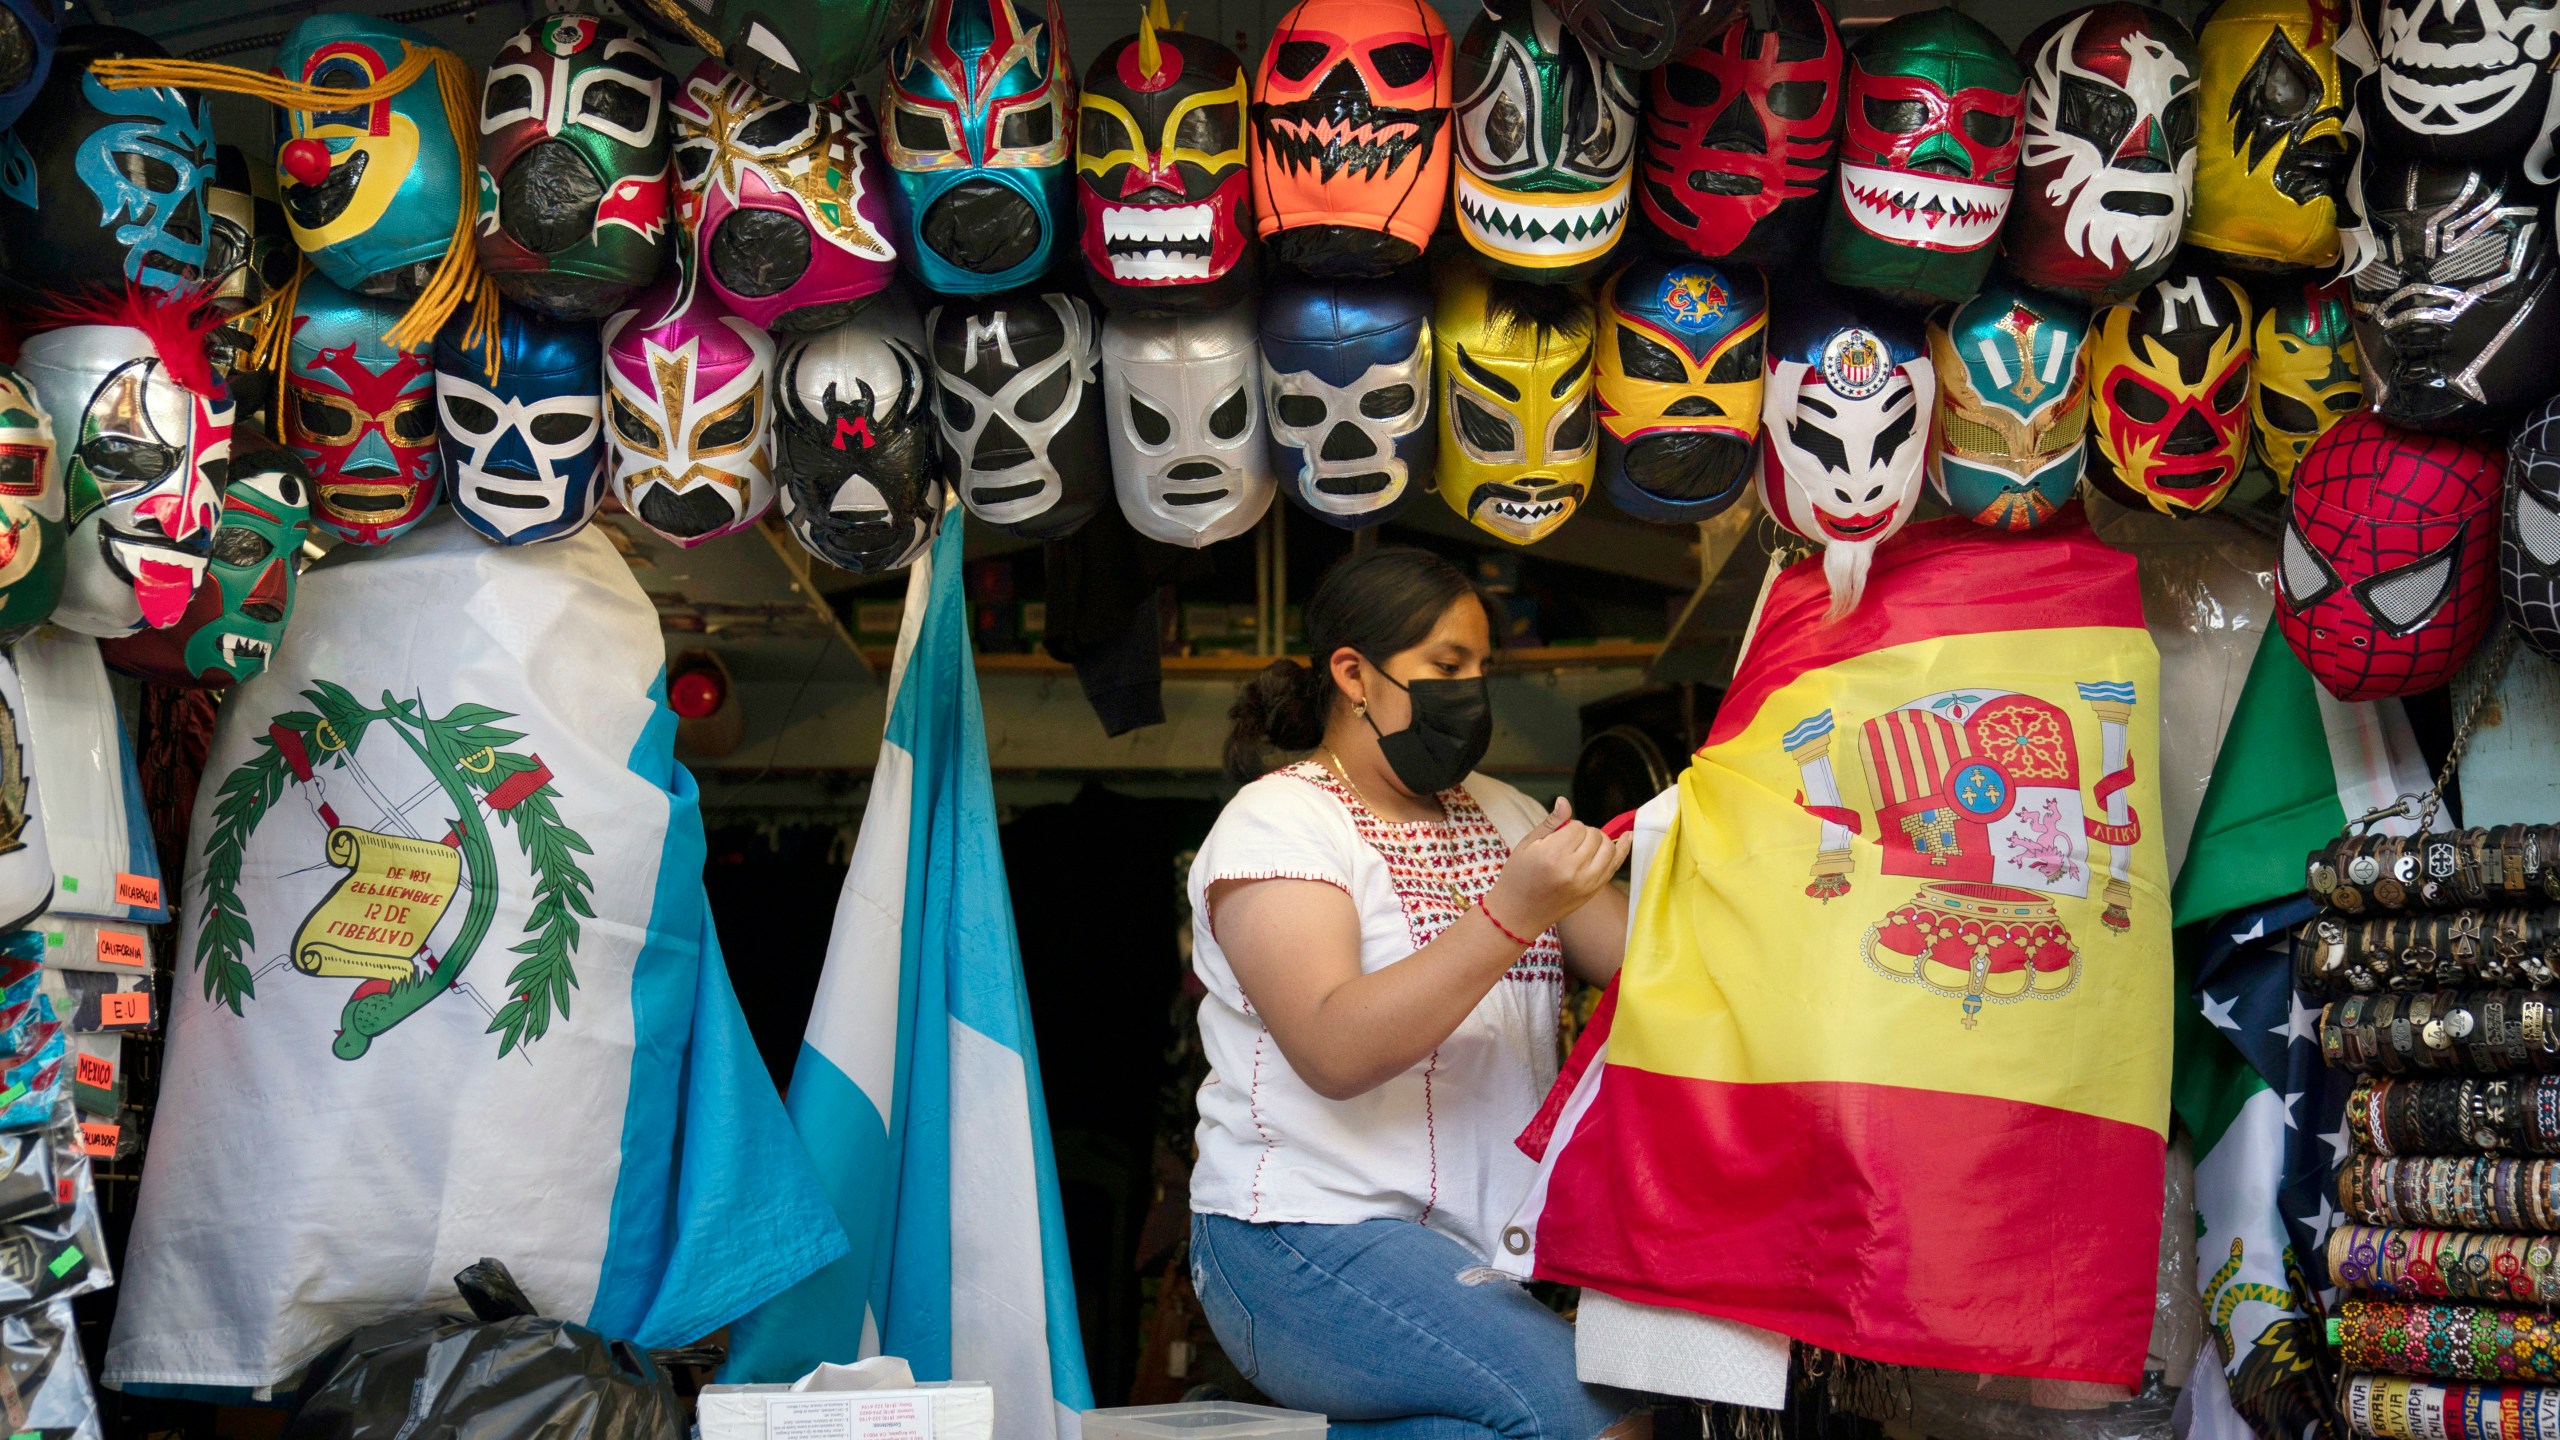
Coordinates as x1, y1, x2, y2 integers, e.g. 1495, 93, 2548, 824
2349, 158, 2560, 434
1639, 0, 1842, 265
1597, 256, 1764, 524
2010, 4, 2200, 306
2504, 394, 2560, 659
2365, 0, 2559, 155
675, 62, 898, 334
2087, 269, 2252, 515
1758, 283, 1934, 615
2280, 410, 2501, 699
433, 302, 606, 546
0, 27, 211, 301
1259, 279, 1434, 529
1819, 8, 2023, 305
1452, 2, 1638, 282
0, 0, 56, 133
1928, 274, 2090, 532
101, 431, 311, 689
0, 363, 63, 640
604, 269, 777, 547
1102, 301, 1276, 547
2252, 279, 2363, 491
1434, 264, 1597, 546
773, 303, 945, 574
2186, 0, 2355, 271
885, 0, 1076, 296
1077, 12, 1254, 313
926, 291, 1106, 540
476, 15, 674, 322
1251, 0, 1453, 278
284, 274, 441, 546
271, 15, 467, 293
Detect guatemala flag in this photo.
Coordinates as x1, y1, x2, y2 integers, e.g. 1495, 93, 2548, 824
724, 510, 1094, 1439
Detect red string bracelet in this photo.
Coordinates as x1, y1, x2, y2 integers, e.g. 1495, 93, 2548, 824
1476, 893, 1534, 948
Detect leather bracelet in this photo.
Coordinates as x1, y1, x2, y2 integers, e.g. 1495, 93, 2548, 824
1476, 894, 1535, 949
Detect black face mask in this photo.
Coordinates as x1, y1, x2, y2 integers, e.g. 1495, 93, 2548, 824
1361, 658, 1494, 796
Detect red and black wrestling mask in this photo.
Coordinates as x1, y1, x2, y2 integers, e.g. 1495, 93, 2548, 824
1077, 7, 1253, 313
1640, 0, 1842, 265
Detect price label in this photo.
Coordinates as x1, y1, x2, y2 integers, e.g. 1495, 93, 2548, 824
52, 1178, 70, 1206
112, 873, 160, 909
94, 930, 145, 968
74, 1053, 113, 1089
98, 991, 150, 1028
78, 1122, 116, 1157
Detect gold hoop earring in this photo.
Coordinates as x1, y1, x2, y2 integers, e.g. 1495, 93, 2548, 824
1353, 700, 1367, 718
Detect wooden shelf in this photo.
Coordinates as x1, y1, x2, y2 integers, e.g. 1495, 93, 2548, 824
857, 641, 1662, 676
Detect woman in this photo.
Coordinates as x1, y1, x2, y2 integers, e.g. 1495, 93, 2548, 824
1187, 546, 1640, 1440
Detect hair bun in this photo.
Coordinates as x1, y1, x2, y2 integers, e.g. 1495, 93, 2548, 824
1223, 658, 1330, 781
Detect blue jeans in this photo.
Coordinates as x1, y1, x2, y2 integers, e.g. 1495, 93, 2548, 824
1190, 1213, 1634, 1440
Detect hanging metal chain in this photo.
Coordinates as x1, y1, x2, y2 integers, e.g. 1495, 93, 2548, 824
2417, 624, 2523, 835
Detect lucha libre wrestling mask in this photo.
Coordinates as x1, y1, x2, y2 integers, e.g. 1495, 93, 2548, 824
1639, 0, 1842, 266
2009, 5, 2200, 306
99, 432, 311, 688
270, 14, 469, 294
476, 14, 674, 322
1252, 0, 1453, 278
1927, 274, 2091, 532
20, 303, 228, 638
0, 0, 56, 133
604, 269, 777, 547
1102, 302, 1277, 547
676, 64, 899, 334
1077, 12, 1255, 313
0, 27, 211, 301
1433, 264, 1597, 546
2185, 0, 2354, 272
0, 364, 62, 640
1260, 279, 1434, 529
204, 146, 293, 319
716, 0, 926, 105
2086, 269, 2251, 516
1452, 3, 1639, 282
1548, 0, 1726, 71
927, 291, 1105, 539
2365, 0, 2558, 156
1596, 256, 1764, 524
433, 302, 606, 546
2505, 395, 2560, 658
284, 274, 442, 546
2252, 279, 2363, 490
885, 0, 1076, 296
2279, 410, 2501, 699
2349, 157, 2560, 434
1819, 9, 2023, 305
773, 302, 945, 574
1758, 284, 1934, 615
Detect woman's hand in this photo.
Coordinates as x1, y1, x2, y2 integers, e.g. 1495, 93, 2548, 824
1484, 797, 1631, 938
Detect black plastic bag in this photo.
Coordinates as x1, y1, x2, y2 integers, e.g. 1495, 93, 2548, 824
285, 1259, 683, 1440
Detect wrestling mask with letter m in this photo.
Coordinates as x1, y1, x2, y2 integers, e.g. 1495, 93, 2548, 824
2086, 267, 2253, 516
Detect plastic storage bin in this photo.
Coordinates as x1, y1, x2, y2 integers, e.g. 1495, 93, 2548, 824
1080, 1402, 1327, 1440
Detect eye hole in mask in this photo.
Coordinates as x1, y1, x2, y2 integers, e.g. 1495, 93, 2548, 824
292, 386, 357, 440
211, 525, 272, 567
2354, 538, 2459, 635
575, 75, 656, 143
1275, 391, 1328, 427
609, 391, 663, 448
485, 72, 538, 128
1962, 110, 2014, 147
2110, 375, 2171, 424
999, 103, 1055, 150
1864, 97, 1927, 133
693, 391, 761, 452
1453, 389, 1519, 455
389, 399, 439, 444
1767, 80, 1825, 121
443, 395, 499, 436
1129, 395, 1172, 445
531, 412, 595, 445
1617, 327, 1688, 382
1361, 384, 1417, 418
2259, 385, 2321, 432
0, 451, 38, 497
1373, 43, 1436, 87
2057, 74, 2133, 148
739, 103, 818, 152
1209, 389, 1250, 439
1273, 40, 1331, 82
1704, 331, 1762, 384
79, 435, 179, 490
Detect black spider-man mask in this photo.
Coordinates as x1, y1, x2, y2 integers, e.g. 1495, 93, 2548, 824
2505, 395, 2560, 659
2348, 155, 2560, 434
1639, 0, 1842, 265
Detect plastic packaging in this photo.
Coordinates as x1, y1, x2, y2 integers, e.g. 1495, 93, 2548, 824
1, 1299, 102, 1440
1082, 1403, 1327, 1440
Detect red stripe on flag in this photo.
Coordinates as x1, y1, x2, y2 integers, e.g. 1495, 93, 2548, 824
1530, 1065, 2163, 1385
270, 723, 313, 781
485, 758, 553, 811
1710, 509, 2144, 748
1518, 976, 1618, 1162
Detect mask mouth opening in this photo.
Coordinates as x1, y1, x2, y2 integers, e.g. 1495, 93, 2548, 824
1313, 468, 1394, 495
2102, 190, 2175, 215
282, 148, 368, 230
499, 140, 605, 255
1624, 430, 1752, 501
920, 180, 1043, 274
637, 482, 740, 539
710, 206, 813, 297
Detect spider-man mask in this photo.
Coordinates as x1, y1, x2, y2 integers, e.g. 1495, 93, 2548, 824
1452, 3, 1638, 282
1758, 280, 1934, 616
2503, 394, 2560, 659
2348, 157, 2560, 435
1928, 274, 2090, 532
1077, 17, 1254, 313
885, 0, 1075, 296
2186, 0, 2355, 272
2279, 409, 2500, 700
476, 14, 675, 322
1819, 8, 2023, 305
2009, 4, 2200, 306
1251, 0, 1452, 278
2086, 268, 2252, 516
1639, 0, 1841, 265
1596, 255, 1764, 524
283, 274, 441, 545
2252, 278, 2362, 492
675, 61, 898, 333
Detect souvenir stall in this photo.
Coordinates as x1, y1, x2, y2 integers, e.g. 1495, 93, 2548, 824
0, 0, 2545, 1427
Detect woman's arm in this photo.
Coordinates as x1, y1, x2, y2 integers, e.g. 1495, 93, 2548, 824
1553, 880, 1628, 988
1210, 798, 1629, 1101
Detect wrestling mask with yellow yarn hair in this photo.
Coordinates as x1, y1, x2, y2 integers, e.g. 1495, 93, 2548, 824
1433, 263, 1595, 546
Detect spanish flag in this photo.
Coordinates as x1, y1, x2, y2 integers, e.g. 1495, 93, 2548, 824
1515, 510, 2170, 1386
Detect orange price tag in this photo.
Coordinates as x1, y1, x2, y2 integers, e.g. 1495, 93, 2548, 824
93, 931, 145, 968
112, 873, 159, 909
78, 1122, 116, 1157
74, 1053, 112, 1089
97, 991, 149, 1028
53, 1177, 71, 1205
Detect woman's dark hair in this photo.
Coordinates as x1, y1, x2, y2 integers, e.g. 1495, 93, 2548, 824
1224, 546, 1483, 782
